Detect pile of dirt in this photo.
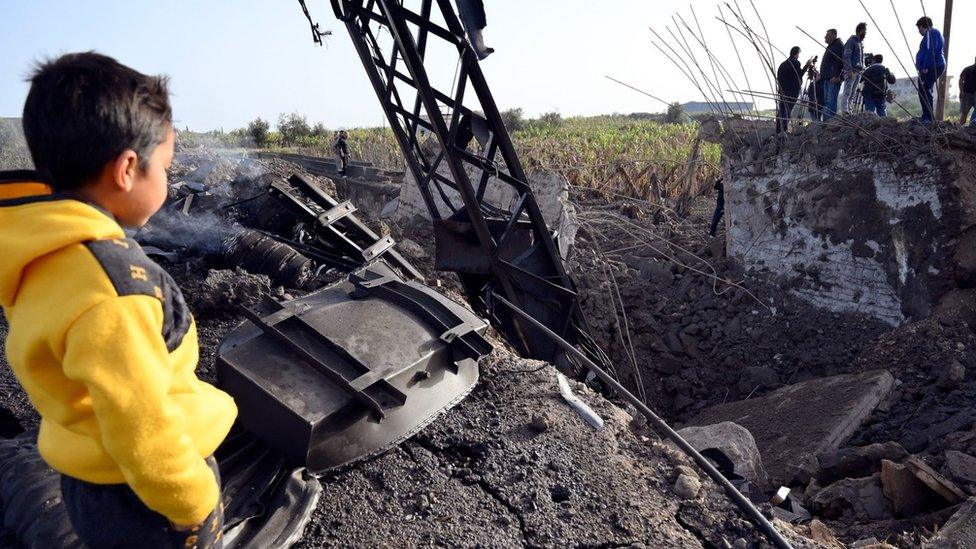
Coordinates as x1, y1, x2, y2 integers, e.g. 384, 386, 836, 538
721, 115, 976, 174
300, 347, 819, 548
567, 191, 890, 421
849, 314, 976, 454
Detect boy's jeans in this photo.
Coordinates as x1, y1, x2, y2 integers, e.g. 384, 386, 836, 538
61, 457, 224, 549
822, 80, 841, 120
863, 95, 887, 117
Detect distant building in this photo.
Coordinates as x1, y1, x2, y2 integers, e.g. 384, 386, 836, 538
890, 76, 956, 101
681, 101, 754, 114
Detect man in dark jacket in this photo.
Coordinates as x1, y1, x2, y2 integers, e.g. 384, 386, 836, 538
776, 47, 813, 132
861, 55, 896, 116
332, 130, 350, 177
959, 58, 976, 126
820, 29, 845, 120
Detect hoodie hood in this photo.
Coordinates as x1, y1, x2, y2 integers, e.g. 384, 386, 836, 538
0, 170, 124, 307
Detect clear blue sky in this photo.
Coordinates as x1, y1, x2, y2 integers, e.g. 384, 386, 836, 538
1, 0, 971, 130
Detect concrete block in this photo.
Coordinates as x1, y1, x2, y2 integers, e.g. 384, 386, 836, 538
925, 497, 976, 548
721, 127, 976, 326
686, 370, 895, 484
675, 421, 769, 489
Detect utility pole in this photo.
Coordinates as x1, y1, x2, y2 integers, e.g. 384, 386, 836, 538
935, 0, 953, 121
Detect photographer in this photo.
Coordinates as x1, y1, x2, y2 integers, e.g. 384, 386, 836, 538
776, 47, 814, 132
861, 54, 896, 116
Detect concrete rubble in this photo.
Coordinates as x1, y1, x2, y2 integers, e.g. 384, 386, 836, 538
716, 117, 976, 327
687, 370, 895, 484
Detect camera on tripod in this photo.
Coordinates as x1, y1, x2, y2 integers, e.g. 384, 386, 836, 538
863, 52, 876, 67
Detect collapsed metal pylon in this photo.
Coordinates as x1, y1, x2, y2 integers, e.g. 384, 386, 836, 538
325, 0, 615, 380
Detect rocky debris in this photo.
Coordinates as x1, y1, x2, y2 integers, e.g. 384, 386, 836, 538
804, 519, 844, 548
296, 349, 813, 548
943, 450, 976, 486
881, 460, 953, 517
925, 497, 976, 548
687, 370, 895, 484
848, 316, 976, 454
674, 473, 702, 500
811, 473, 892, 523
817, 442, 909, 485
180, 266, 273, 319
904, 457, 967, 505
676, 422, 769, 489
568, 192, 890, 421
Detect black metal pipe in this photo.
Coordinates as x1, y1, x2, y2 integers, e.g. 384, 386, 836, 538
491, 293, 793, 549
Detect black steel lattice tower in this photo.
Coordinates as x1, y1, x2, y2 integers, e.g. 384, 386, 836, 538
323, 0, 614, 379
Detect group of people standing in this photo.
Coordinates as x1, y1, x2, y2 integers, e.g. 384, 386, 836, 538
775, 16, 952, 132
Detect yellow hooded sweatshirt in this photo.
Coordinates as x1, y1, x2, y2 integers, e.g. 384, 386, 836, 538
0, 170, 237, 526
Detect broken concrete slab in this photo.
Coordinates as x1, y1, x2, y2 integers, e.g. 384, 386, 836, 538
881, 459, 949, 517
676, 422, 769, 489
944, 450, 976, 486
811, 472, 892, 523
924, 497, 976, 548
817, 442, 908, 485
906, 456, 967, 504
720, 120, 976, 326
687, 370, 895, 484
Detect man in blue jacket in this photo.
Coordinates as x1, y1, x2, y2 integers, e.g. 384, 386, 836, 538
820, 29, 845, 121
915, 16, 946, 124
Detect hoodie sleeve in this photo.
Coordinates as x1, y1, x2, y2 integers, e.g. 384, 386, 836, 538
62, 295, 219, 526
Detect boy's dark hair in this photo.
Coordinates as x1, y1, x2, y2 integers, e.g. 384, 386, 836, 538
856, 22, 867, 34
790, 46, 800, 57
916, 16, 933, 28
873, 54, 884, 63
22, 52, 172, 191
827, 28, 837, 36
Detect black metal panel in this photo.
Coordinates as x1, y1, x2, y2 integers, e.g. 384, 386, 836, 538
321, 0, 615, 379
217, 261, 490, 473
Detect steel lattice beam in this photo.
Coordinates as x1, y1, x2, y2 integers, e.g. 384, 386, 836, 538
327, 0, 614, 380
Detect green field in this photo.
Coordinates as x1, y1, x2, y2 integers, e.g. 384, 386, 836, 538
180, 114, 720, 202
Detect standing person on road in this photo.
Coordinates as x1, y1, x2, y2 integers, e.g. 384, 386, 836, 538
775, 47, 814, 133
958, 58, 976, 127
332, 130, 350, 177
915, 16, 946, 124
861, 55, 896, 116
840, 23, 868, 114
820, 29, 845, 121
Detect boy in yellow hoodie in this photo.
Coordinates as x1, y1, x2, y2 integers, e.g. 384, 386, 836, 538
0, 52, 237, 548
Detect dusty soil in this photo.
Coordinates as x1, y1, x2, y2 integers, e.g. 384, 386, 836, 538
299, 348, 809, 548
